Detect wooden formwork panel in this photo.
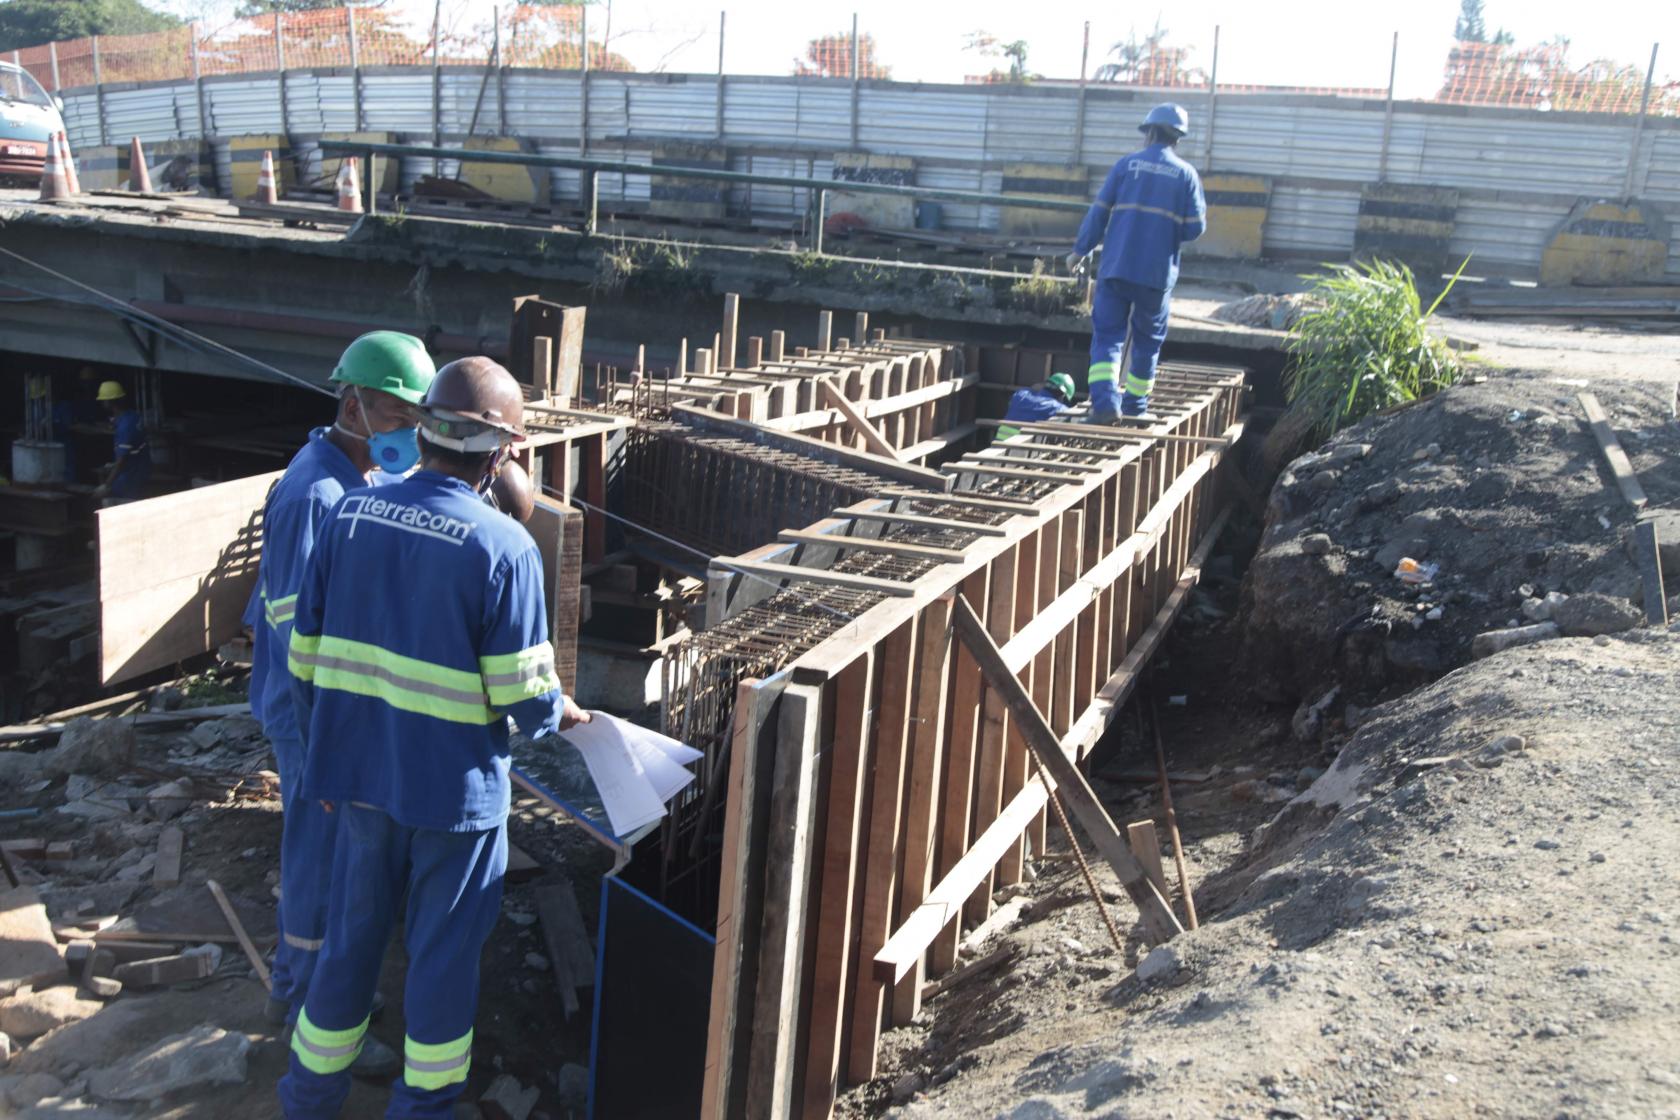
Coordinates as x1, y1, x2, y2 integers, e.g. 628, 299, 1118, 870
695, 362, 1247, 1118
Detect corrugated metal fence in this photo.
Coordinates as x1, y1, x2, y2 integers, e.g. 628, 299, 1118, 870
57, 69, 1680, 279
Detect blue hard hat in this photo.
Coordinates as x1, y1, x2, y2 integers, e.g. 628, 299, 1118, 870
1140, 102, 1190, 137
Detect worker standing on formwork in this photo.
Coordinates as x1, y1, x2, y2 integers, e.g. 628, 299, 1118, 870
244, 331, 436, 1080
1068, 103, 1207, 422
996, 372, 1077, 441
93, 379, 151, 503
278, 357, 589, 1120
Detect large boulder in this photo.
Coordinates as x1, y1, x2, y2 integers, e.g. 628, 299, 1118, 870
1551, 592, 1643, 637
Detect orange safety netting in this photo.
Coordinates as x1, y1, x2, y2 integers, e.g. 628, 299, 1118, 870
793, 33, 891, 80
1438, 40, 1678, 115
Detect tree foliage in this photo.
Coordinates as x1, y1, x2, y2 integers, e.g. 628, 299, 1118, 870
794, 31, 889, 79
964, 31, 1033, 84
237, 0, 381, 14
0, 0, 178, 52
1453, 0, 1512, 46
1095, 22, 1202, 86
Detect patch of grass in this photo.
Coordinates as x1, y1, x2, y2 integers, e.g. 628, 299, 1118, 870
1006, 258, 1076, 315
593, 236, 640, 296
180, 667, 245, 709
1284, 256, 1468, 442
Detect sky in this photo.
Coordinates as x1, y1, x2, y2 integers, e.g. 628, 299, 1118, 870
151, 0, 1679, 100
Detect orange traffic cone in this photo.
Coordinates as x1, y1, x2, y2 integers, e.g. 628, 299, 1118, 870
58, 132, 82, 196
128, 137, 153, 194
335, 156, 363, 214
37, 130, 67, 201
254, 149, 278, 205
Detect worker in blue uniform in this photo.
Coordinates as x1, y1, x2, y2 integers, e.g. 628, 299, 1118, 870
94, 380, 151, 503
244, 331, 436, 1074
996, 372, 1076, 441
1069, 103, 1207, 422
278, 357, 590, 1120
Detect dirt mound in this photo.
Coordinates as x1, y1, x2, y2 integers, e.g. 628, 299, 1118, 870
1236, 371, 1680, 709
852, 631, 1680, 1119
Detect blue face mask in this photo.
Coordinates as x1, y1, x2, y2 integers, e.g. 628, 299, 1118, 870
340, 387, 420, 473
367, 427, 420, 473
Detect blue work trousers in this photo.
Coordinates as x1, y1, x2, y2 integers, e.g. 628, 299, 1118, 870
278, 805, 507, 1120
1088, 278, 1172, 419
271, 733, 333, 1020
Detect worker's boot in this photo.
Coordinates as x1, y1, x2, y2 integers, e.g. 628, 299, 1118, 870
350, 1033, 401, 1080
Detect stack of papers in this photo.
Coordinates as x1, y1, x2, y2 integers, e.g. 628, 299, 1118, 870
560, 713, 702, 837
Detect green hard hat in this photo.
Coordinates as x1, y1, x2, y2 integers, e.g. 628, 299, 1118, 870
1047, 372, 1076, 403
330, 331, 436, 404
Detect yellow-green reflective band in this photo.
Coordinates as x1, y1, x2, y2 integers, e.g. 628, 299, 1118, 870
404, 1032, 472, 1091
480, 644, 560, 707
1124, 373, 1155, 396
264, 592, 298, 630
292, 1011, 368, 1075
290, 636, 496, 726
1087, 363, 1116, 384
288, 631, 322, 681
996, 425, 1021, 441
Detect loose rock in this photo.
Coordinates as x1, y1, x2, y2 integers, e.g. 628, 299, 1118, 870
44, 719, 135, 779
85, 1025, 250, 1102
1301, 533, 1332, 557
1136, 945, 1184, 983
1551, 593, 1643, 637
1472, 623, 1560, 659
0, 988, 103, 1040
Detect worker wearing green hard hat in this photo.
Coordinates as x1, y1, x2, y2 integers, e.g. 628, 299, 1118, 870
238, 330, 436, 1075
996, 372, 1078, 441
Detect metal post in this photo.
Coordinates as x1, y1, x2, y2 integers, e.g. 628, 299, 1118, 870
1203, 26, 1220, 170
1623, 43, 1660, 198
48, 41, 59, 92
849, 14, 861, 149
493, 6, 505, 135
348, 6, 363, 132
431, 0, 443, 175
815, 187, 828, 254
1377, 31, 1398, 182
366, 147, 377, 215
1071, 21, 1090, 165
92, 36, 107, 145
715, 11, 726, 140
274, 13, 288, 137
586, 168, 598, 234
579, 4, 591, 156
190, 25, 208, 139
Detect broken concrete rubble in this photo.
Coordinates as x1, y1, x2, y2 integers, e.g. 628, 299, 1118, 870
43, 719, 135, 779
0, 988, 103, 1040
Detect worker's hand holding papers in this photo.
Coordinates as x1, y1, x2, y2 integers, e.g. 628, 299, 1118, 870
560, 712, 702, 837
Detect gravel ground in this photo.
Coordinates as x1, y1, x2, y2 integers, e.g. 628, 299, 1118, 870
844, 630, 1680, 1120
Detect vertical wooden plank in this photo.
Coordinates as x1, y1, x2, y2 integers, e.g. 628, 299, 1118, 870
702, 679, 769, 1120
801, 653, 877, 1120
1014, 520, 1056, 871
746, 684, 823, 1120
932, 568, 987, 975
846, 618, 919, 1083
769, 330, 786, 363
817, 310, 833, 353
584, 432, 607, 564
891, 595, 953, 1025
853, 310, 868, 344
746, 336, 764, 370
1127, 820, 1168, 899
722, 292, 741, 370
969, 543, 1020, 912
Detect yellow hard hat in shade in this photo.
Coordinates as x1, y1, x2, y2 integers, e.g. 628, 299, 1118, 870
96, 380, 126, 402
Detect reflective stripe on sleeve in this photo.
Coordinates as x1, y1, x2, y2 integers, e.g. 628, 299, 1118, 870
479, 643, 561, 708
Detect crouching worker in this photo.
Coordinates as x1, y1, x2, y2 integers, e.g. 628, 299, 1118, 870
278, 358, 590, 1119
996, 372, 1076, 441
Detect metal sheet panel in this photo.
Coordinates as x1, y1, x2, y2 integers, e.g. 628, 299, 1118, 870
358, 72, 434, 133
984, 91, 1078, 164
1265, 184, 1360, 255
721, 80, 798, 146
1451, 198, 1562, 275
625, 78, 718, 140
204, 77, 285, 135
858, 88, 986, 161
504, 72, 580, 140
